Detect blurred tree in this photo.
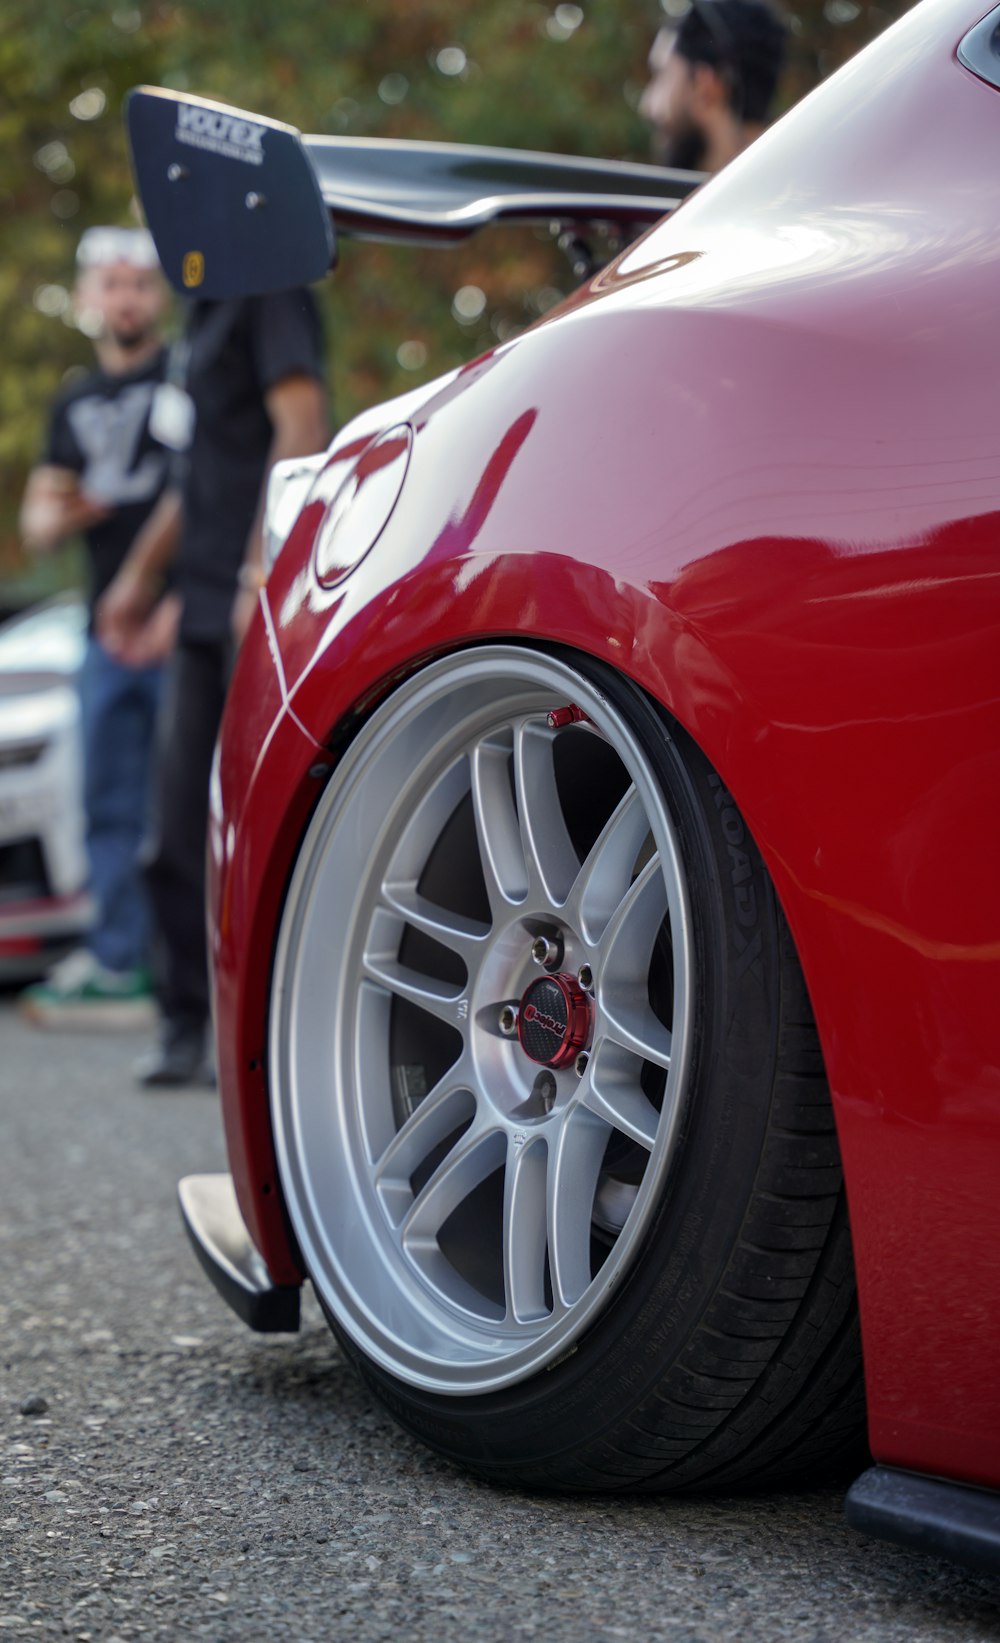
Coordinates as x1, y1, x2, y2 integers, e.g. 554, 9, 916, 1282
1, 0, 909, 601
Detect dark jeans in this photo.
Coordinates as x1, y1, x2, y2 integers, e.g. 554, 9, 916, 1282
79, 636, 162, 973
144, 640, 229, 1038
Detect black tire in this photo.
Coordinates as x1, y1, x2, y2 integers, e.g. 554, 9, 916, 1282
284, 647, 867, 1490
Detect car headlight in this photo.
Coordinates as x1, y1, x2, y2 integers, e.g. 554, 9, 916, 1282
0, 686, 76, 746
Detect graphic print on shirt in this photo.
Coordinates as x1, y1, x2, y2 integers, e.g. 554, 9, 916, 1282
65, 383, 168, 506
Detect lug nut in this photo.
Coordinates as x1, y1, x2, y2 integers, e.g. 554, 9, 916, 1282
499, 1005, 518, 1037
574, 1051, 590, 1078
577, 964, 593, 992
531, 934, 563, 969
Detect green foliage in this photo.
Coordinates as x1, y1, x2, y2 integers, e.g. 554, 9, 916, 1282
1, 0, 908, 600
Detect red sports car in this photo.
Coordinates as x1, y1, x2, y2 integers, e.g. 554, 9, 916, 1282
134, 0, 1000, 1573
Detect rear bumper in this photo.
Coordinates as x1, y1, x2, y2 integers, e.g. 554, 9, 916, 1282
846, 1466, 1000, 1576
178, 1173, 300, 1333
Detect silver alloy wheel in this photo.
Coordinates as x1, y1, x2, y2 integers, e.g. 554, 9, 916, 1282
270, 648, 694, 1394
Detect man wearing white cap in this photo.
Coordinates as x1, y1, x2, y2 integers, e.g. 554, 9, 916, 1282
19, 226, 171, 1026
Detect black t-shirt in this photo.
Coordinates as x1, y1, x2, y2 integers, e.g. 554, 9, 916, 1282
44, 347, 170, 611
176, 291, 326, 644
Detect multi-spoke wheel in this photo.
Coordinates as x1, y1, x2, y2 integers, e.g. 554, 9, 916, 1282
270, 648, 865, 1490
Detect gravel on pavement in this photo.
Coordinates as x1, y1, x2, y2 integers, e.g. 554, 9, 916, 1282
2, 1002, 999, 1642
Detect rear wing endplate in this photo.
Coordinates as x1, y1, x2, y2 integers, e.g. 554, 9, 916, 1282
126, 89, 335, 299
127, 87, 703, 299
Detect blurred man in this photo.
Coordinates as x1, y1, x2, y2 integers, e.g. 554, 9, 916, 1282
19, 227, 171, 1027
641, 0, 788, 173
99, 290, 329, 1087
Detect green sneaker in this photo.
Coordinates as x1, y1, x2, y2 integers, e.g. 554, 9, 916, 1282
19, 949, 157, 1031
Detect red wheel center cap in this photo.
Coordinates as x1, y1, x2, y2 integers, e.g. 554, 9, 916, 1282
517, 973, 591, 1069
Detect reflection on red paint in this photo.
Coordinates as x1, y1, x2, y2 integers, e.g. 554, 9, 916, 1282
315, 424, 413, 587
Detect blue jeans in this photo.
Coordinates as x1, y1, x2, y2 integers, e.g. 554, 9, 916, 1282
79, 637, 163, 974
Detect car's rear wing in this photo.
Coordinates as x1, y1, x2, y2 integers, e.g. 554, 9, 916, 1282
126, 87, 703, 299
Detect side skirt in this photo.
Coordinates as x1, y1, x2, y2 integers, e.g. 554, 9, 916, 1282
846, 1465, 1000, 1576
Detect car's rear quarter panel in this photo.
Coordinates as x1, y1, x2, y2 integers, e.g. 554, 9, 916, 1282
213, 0, 1000, 1486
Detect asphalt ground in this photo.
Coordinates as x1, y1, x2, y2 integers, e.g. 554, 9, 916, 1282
2, 1000, 999, 1643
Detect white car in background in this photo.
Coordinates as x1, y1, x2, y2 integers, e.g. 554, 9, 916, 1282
0, 596, 91, 978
